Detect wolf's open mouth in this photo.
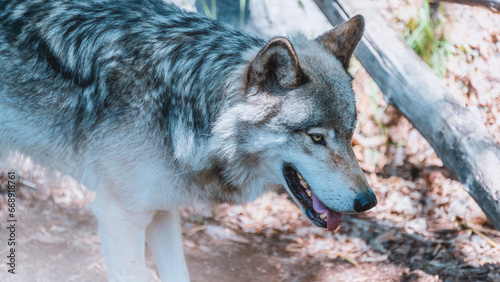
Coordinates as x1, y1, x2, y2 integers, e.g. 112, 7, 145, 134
283, 165, 343, 231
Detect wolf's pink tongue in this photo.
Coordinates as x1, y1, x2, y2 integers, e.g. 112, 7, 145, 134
312, 193, 343, 231
327, 210, 343, 232
312, 193, 328, 213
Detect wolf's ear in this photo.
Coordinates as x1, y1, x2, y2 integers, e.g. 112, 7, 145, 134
246, 37, 305, 92
315, 15, 364, 70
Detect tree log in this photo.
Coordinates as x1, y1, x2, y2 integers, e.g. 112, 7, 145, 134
429, 0, 500, 13
313, 0, 500, 230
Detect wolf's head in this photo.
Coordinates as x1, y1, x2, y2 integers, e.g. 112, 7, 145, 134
212, 16, 376, 231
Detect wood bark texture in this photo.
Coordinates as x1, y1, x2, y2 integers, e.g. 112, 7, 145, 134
313, 0, 500, 230
429, 0, 500, 13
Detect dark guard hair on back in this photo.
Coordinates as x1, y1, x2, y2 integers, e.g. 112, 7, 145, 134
0, 0, 265, 151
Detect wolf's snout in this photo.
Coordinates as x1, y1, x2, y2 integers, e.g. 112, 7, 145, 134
353, 190, 377, 212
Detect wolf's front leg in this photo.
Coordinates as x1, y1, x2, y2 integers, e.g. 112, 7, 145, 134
90, 191, 154, 282
146, 210, 190, 282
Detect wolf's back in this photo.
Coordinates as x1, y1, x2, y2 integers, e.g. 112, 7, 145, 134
0, 0, 265, 153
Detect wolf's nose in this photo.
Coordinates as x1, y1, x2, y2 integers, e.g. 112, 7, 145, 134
354, 191, 377, 212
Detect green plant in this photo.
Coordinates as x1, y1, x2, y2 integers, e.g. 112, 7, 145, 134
239, 0, 246, 29
403, 1, 451, 78
199, 0, 217, 20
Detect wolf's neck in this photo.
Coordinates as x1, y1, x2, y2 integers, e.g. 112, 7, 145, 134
152, 20, 264, 146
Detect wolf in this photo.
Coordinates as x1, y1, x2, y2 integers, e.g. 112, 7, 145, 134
0, 0, 377, 281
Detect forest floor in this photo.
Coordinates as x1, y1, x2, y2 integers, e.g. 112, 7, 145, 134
1, 0, 499, 281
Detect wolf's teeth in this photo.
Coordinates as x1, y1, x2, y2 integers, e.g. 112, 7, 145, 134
300, 179, 308, 188
320, 213, 327, 220
306, 190, 312, 197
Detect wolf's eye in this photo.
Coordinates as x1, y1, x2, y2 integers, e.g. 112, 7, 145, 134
310, 134, 326, 146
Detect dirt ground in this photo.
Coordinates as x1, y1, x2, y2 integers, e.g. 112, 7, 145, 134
1, 0, 500, 281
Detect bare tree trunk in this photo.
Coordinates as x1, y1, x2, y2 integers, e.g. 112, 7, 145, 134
429, 0, 500, 13
313, 0, 500, 230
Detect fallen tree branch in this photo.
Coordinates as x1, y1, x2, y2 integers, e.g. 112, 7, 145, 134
313, 0, 500, 230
